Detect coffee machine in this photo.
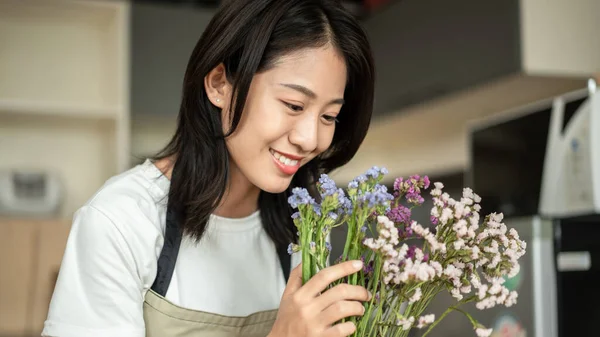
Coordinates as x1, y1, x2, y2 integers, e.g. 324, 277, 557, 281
425, 80, 600, 337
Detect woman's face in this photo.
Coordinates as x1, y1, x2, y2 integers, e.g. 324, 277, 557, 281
208, 46, 347, 193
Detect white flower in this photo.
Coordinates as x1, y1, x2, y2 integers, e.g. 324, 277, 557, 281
454, 202, 465, 219
396, 316, 415, 330
440, 207, 454, 225
451, 288, 463, 300
454, 239, 466, 250
409, 288, 422, 303
470, 274, 481, 288
416, 314, 435, 328
505, 291, 518, 307
475, 327, 493, 337
461, 197, 474, 206
463, 187, 474, 199
477, 284, 488, 300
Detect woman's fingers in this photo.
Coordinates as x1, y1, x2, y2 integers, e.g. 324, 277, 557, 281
319, 300, 365, 326
322, 321, 358, 337
282, 262, 303, 298
299, 260, 363, 298
314, 283, 371, 310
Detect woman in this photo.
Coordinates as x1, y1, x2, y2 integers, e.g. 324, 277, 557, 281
43, 0, 375, 336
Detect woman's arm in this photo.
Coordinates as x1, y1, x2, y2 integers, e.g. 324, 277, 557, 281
42, 205, 146, 337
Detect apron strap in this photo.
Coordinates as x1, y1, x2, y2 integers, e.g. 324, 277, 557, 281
151, 207, 183, 297
151, 206, 292, 297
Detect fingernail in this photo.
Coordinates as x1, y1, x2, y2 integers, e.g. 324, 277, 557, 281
352, 260, 363, 269
362, 305, 366, 315
367, 291, 372, 300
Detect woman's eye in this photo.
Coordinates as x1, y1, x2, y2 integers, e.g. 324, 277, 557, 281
322, 115, 339, 124
284, 102, 304, 112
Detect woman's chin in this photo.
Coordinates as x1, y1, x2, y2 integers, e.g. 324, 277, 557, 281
257, 176, 294, 194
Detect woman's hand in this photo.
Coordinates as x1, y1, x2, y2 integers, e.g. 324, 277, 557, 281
269, 260, 371, 337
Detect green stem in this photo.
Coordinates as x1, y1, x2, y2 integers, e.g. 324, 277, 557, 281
420, 306, 453, 337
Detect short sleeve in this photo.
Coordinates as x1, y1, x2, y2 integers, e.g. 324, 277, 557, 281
42, 206, 146, 337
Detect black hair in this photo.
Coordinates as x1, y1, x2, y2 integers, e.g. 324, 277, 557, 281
154, 0, 375, 250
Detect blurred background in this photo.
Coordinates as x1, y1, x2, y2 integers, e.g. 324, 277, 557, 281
1, 0, 599, 336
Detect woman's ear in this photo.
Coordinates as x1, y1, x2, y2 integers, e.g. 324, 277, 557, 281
204, 63, 231, 109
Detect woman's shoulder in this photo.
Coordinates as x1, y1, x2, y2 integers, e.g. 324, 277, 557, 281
77, 159, 170, 240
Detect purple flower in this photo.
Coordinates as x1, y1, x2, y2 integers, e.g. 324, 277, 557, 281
386, 205, 411, 224
288, 187, 314, 208
423, 176, 431, 189
348, 180, 359, 189
325, 242, 332, 252
360, 226, 367, 233
406, 245, 417, 259
356, 175, 367, 183
393, 177, 404, 192
423, 253, 429, 262
309, 242, 316, 251
291, 212, 300, 219
430, 215, 439, 225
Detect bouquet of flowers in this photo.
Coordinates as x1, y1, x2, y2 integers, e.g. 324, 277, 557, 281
287, 166, 527, 337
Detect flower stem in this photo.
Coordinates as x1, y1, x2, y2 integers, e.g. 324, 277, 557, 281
420, 306, 453, 337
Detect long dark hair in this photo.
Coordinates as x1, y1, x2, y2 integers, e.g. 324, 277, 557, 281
155, 0, 375, 249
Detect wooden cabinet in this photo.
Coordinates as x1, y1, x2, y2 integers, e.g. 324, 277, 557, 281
0, 219, 72, 336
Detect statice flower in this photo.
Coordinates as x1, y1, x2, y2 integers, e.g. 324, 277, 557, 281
358, 184, 394, 209
416, 314, 435, 329
475, 328, 493, 337
386, 204, 411, 224
365, 166, 389, 180
288, 167, 526, 337
288, 187, 314, 208
393, 174, 429, 205
318, 174, 337, 196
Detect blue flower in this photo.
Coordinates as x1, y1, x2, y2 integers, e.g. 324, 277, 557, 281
356, 175, 367, 183
325, 242, 332, 252
337, 188, 352, 211
291, 212, 300, 219
328, 212, 338, 220
288, 187, 314, 208
313, 204, 322, 217
318, 174, 338, 197
361, 184, 394, 208
287, 243, 299, 255
365, 166, 389, 180
348, 180, 359, 189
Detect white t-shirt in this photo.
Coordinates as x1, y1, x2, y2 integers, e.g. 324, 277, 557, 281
42, 159, 302, 337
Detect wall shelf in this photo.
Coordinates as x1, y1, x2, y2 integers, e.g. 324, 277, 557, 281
0, 0, 130, 219
0, 99, 121, 121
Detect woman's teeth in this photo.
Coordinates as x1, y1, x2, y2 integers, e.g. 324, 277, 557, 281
272, 151, 299, 166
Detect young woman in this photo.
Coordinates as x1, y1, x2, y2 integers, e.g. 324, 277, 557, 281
43, 0, 375, 336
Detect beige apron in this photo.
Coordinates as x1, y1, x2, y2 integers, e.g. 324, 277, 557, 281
142, 208, 290, 337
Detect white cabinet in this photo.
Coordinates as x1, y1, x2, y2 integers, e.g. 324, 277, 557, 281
0, 0, 130, 217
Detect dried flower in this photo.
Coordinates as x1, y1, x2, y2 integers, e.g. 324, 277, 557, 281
288, 167, 526, 337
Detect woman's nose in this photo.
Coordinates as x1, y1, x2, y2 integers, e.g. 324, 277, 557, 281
288, 114, 319, 154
